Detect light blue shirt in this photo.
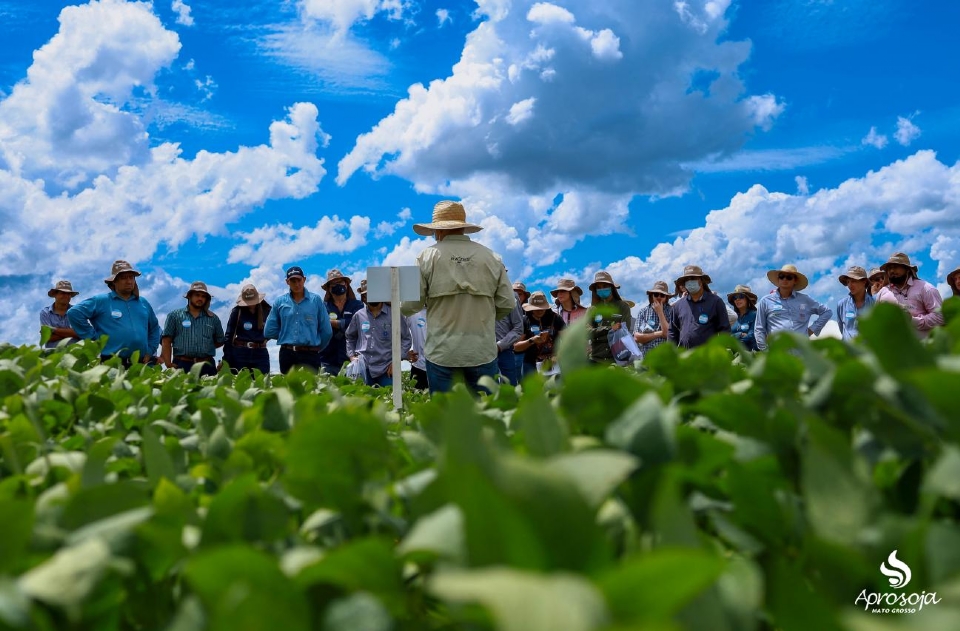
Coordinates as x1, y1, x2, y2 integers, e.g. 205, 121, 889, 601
263, 290, 332, 349
836, 293, 875, 342
755, 290, 831, 351
407, 309, 427, 370
345, 305, 411, 378
67, 291, 161, 358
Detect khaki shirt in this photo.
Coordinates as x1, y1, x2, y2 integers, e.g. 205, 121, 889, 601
401, 235, 516, 367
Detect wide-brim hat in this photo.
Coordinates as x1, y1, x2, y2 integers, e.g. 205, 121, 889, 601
413, 200, 482, 236
358, 279, 368, 296
646, 280, 671, 297
550, 278, 583, 298
522, 291, 552, 311
321, 269, 351, 290
184, 281, 211, 299
726, 284, 757, 306
512, 281, 530, 298
588, 270, 620, 291
104, 259, 141, 284
675, 265, 712, 285
766, 264, 809, 291
868, 267, 885, 282
880, 252, 918, 273
947, 266, 960, 288
838, 265, 869, 286
48, 279, 79, 298
236, 283, 266, 306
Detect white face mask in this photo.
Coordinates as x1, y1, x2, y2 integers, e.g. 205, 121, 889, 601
684, 279, 701, 294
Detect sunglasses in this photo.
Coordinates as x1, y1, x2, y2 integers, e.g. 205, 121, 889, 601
732, 293, 746, 300
778, 274, 796, 281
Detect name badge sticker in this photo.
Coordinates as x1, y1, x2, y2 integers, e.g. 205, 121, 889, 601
361, 322, 371, 332
698, 313, 709, 325
845, 312, 855, 319
531, 325, 541, 335
741, 323, 750, 331
243, 322, 253, 331
329, 313, 338, 321
594, 315, 603, 323
111, 310, 123, 319
417, 318, 426, 328
182, 320, 192, 328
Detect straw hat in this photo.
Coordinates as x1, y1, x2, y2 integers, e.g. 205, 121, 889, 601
236, 283, 266, 306
412, 200, 482, 236
947, 265, 960, 289
184, 281, 211, 299
47, 280, 79, 298
321, 269, 351, 290
550, 278, 583, 298
522, 291, 552, 312
838, 265, 869, 286
766, 264, 809, 291
646, 280, 671, 298
588, 270, 620, 291
104, 260, 141, 284
726, 284, 757, 306
675, 265, 712, 285
880, 252, 918, 274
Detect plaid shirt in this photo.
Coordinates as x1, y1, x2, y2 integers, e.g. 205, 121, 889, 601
633, 303, 672, 355
162, 307, 225, 358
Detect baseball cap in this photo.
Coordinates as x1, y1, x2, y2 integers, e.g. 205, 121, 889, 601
286, 266, 305, 279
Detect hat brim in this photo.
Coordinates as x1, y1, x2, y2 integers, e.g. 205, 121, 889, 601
550, 286, 583, 297
522, 302, 550, 311
321, 276, 352, 290
588, 281, 620, 291
675, 274, 712, 286
237, 292, 266, 306
838, 274, 868, 286
184, 290, 212, 300
947, 268, 960, 287
767, 270, 808, 291
413, 221, 482, 236
880, 261, 918, 273
726, 290, 757, 302
48, 289, 79, 298
646, 289, 671, 297
104, 269, 141, 283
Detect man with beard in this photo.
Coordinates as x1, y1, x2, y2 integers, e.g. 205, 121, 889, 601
68, 260, 161, 366
161, 281, 225, 377
875, 252, 943, 337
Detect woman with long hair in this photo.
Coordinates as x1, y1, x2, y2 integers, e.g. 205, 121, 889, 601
727, 284, 758, 351
222, 283, 272, 374
586, 270, 632, 363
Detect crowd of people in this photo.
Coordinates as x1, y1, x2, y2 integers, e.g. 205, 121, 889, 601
39, 200, 958, 395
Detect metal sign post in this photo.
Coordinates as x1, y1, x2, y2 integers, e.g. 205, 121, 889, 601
366, 266, 421, 411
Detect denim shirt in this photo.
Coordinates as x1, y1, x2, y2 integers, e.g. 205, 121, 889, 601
263, 290, 333, 349
836, 293, 875, 342
732, 309, 757, 351
67, 291, 161, 358
755, 290, 831, 351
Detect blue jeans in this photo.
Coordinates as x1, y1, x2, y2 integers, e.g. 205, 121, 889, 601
425, 358, 499, 395
497, 349, 520, 386
365, 368, 393, 387
521, 360, 538, 380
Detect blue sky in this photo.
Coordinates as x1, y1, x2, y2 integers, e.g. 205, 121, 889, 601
2, 0, 960, 350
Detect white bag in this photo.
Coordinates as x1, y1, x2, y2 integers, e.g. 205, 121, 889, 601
344, 355, 366, 381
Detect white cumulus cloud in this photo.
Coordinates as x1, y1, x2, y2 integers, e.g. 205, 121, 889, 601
171, 0, 194, 26
795, 175, 809, 195
895, 115, 921, 146
862, 126, 888, 149
227, 215, 371, 269
437, 8, 451, 26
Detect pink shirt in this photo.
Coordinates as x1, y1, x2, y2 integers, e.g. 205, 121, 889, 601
875, 278, 943, 336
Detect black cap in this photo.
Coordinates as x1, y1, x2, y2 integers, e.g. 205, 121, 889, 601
286, 266, 305, 279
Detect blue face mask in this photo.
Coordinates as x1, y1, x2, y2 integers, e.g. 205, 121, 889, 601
684, 280, 702, 294
596, 288, 613, 300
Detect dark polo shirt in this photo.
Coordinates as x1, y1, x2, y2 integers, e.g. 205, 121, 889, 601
669, 292, 730, 349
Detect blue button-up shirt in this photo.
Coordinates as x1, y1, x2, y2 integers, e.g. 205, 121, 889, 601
755, 290, 831, 351
67, 291, 161, 358
263, 289, 332, 349
345, 305, 411, 378
836, 293, 875, 342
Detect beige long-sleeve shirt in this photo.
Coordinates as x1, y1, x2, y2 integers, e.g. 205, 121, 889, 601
401, 235, 516, 367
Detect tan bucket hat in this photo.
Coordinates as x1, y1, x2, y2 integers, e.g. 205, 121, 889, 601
675, 265, 712, 285
104, 260, 141, 284
236, 283, 266, 306
47, 280, 79, 298
880, 252, 919, 274
184, 281, 211, 299
321, 269, 351, 290
726, 284, 757, 306
868, 267, 885, 282
947, 265, 960, 289
646, 280, 671, 297
550, 278, 583, 298
512, 281, 530, 300
838, 265, 869, 286
358, 279, 368, 296
766, 264, 809, 291
588, 270, 620, 291
413, 200, 482, 236
522, 291, 552, 311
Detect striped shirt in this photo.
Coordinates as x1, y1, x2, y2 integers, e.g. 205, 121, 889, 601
162, 307, 225, 358
633, 303, 673, 356
345, 305, 411, 378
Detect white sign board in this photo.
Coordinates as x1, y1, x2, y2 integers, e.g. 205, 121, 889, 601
366, 266, 421, 302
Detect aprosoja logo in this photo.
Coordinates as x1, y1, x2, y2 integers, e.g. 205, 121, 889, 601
854, 550, 940, 614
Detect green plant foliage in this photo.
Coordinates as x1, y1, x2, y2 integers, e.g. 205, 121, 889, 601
3, 311, 960, 630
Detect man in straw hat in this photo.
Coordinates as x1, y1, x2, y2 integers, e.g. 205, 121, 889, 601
68, 260, 161, 366
400, 200, 515, 394
551, 278, 587, 325
632, 281, 672, 357
668, 265, 730, 349
264, 265, 333, 374
836, 266, 875, 342
875, 252, 943, 337
40, 280, 80, 349
319, 269, 364, 376
222, 283, 272, 374
755, 264, 831, 351
160, 281, 225, 376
